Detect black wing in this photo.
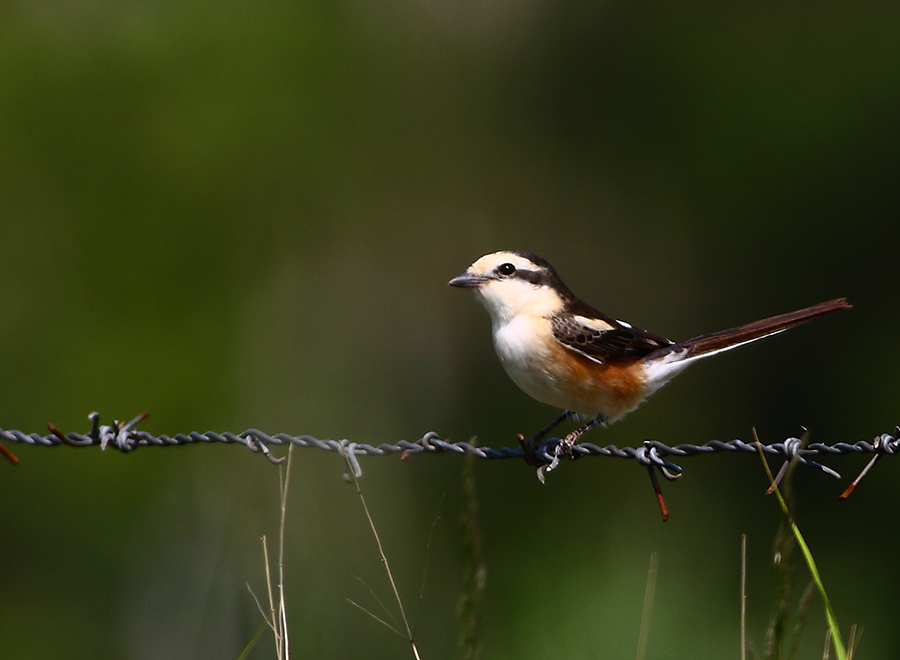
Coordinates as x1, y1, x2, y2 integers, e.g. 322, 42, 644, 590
551, 302, 674, 362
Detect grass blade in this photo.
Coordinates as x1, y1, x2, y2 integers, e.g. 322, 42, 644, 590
754, 429, 846, 660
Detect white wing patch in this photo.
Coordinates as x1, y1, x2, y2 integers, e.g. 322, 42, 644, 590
641, 328, 790, 392
571, 315, 616, 332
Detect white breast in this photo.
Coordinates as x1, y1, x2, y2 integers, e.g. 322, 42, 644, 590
491, 315, 564, 407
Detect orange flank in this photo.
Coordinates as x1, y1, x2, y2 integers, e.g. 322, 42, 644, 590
549, 339, 646, 422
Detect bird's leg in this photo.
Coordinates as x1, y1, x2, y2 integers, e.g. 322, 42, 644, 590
557, 415, 605, 458
532, 410, 574, 442
518, 410, 572, 465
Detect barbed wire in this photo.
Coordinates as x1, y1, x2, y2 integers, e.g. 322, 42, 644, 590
2, 412, 897, 518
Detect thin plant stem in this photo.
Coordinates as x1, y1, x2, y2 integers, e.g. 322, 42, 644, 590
635, 552, 660, 660
344, 448, 422, 660
741, 534, 747, 660
276, 443, 294, 660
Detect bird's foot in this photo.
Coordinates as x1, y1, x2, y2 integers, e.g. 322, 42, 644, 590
518, 410, 574, 467
556, 431, 579, 459
517, 432, 545, 467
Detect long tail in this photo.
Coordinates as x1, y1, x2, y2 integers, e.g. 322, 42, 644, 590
672, 297, 851, 360
642, 298, 850, 396
638, 297, 850, 393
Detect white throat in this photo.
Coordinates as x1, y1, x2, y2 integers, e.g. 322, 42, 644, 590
474, 279, 562, 327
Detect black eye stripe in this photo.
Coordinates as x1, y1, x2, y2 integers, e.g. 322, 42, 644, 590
517, 269, 547, 286
492, 252, 576, 300
502, 268, 550, 286
492, 260, 561, 289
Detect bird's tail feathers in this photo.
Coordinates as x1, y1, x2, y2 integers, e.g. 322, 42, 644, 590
640, 297, 850, 385
676, 297, 850, 359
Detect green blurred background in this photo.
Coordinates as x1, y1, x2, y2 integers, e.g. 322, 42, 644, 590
1, 2, 898, 658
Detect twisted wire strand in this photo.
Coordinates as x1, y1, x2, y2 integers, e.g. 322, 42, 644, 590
1, 412, 898, 481
6, 412, 894, 520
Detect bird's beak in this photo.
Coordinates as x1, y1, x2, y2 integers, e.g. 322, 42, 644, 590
448, 271, 487, 288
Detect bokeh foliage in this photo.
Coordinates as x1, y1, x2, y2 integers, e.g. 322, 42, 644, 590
1, 2, 898, 658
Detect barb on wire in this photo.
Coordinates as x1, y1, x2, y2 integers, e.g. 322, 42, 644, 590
0, 441, 18, 466
2, 413, 898, 512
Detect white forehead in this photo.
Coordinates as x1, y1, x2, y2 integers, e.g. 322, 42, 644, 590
467, 251, 539, 275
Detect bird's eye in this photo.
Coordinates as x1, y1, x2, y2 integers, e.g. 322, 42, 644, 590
497, 263, 517, 276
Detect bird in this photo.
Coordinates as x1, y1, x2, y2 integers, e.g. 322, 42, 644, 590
449, 250, 850, 462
